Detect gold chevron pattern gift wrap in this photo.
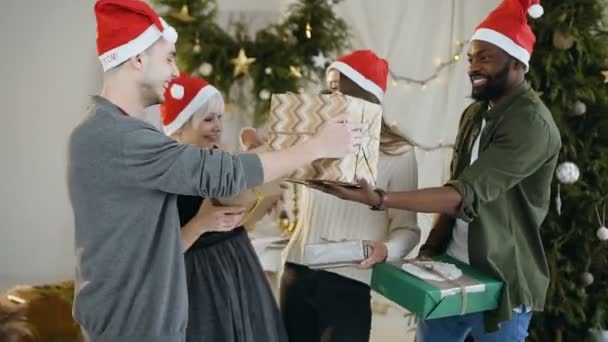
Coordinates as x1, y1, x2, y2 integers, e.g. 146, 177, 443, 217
216, 180, 283, 230
267, 92, 382, 186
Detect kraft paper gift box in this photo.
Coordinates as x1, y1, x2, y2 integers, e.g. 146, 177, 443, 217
370, 255, 503, 320
216, 180, 283, 229
267, 92, 382, 187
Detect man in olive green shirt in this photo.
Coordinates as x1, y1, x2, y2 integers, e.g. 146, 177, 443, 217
308, 1, 561, 341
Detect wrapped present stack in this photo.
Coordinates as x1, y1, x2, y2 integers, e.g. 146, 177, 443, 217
371, 255, 503, 320
267, 92, 382, 187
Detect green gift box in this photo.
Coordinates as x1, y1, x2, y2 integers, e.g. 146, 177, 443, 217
370, 255, 503, 320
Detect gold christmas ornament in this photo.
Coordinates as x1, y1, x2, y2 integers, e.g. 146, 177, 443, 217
171, 5, 196, 23
278, 213, 291, 233
230, 49, 256, 77
602, 70, 608, 84
305, 22, 312, 39
552, 30, 575, 50
277, 185, 299, 236
289, 65, 303, 78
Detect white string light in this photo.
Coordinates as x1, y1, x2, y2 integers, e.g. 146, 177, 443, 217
385, 40, 468, 151
390, 40, 469, 91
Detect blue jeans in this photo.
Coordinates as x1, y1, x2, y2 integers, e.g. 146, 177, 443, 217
415, 309, 532, 342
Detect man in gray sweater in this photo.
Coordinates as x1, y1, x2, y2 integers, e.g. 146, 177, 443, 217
68, 1, 359, 341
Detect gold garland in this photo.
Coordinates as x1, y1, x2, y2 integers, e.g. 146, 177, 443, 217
277, 184, 299, 236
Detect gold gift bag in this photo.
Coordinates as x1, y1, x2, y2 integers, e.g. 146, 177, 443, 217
267, 92, 382, 186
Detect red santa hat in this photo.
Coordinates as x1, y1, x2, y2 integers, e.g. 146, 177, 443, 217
327, 50, 389, 103
160, 72, 224, 136
95, 0, 178, 72
471, 0, 543, 72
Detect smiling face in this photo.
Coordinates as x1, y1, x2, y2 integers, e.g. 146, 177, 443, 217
137, 39, 179, 106
467, 40, 523, 103
171, 93, 225, 149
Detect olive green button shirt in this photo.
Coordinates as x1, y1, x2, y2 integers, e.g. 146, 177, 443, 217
447, 81, 561, 331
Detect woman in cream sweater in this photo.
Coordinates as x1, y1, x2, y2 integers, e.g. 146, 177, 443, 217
280, 50, 421, 342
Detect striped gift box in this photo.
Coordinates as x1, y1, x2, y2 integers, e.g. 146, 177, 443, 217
267, 92, 382, 186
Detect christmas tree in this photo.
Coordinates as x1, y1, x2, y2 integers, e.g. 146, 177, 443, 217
527, 1, 608, 341
151, 0, 350, 124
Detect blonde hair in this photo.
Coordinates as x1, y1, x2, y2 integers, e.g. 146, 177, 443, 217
189, 92, 225, 124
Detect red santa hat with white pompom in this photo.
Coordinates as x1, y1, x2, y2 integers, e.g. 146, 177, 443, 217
470, 0, 543, 72
326, 50, 389, 103
160, 72, 224, 136
94, 0, 178, 72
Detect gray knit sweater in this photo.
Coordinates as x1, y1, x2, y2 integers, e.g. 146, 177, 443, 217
67, 96, 263, 342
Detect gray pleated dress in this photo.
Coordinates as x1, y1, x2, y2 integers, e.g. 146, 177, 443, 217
178, 195, 288, 342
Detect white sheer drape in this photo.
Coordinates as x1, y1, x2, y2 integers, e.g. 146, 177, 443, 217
332, 0, 500, 245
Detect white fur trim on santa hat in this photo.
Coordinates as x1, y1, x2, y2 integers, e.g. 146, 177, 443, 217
159, 18, 178, 43
471, 28, 531, 72
163, 85, 222, 136
99, 19, 178, 72
327, 61, 384, 103
528, 4, 544, 19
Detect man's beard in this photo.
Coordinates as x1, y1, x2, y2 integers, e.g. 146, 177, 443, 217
470, 61, 510, 101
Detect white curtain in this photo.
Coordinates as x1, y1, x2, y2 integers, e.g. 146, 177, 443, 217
332, 0, 500, 246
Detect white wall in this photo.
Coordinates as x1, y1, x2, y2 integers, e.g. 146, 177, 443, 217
0, 0, 101, 290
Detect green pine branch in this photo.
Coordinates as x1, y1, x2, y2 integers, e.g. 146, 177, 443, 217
527, 0, 608, 340
152, 0, 351, 125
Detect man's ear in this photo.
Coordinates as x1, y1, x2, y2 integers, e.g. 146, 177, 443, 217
511, 58, 524, 71
170, 129, 182, 140
127, 53, 145, 71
